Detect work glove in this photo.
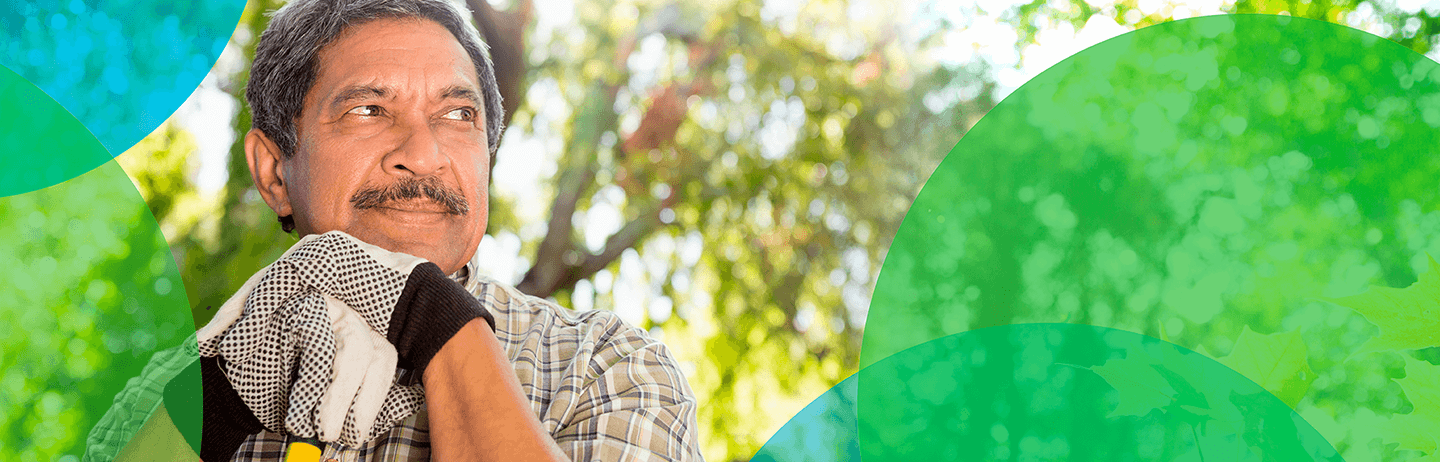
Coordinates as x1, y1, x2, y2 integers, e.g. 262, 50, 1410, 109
182, 230, 491, 458
388, 260, 496, 384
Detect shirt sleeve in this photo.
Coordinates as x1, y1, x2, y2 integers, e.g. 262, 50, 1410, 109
551, 339, 704, 462
82, 335, 199, 462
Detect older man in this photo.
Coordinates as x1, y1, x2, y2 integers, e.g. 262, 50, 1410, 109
84, 0, 702, 460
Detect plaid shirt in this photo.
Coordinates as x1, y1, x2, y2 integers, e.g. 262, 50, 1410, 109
84, 264, 703, 462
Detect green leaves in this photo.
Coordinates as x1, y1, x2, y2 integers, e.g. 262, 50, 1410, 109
1331, 256, 1440, 353
1386, 356, 1440, 455
1090, 353, 1177, 417
1217, 326, 1314, 408
1092, 325, 1318, 422
1327, 255, 1440, 459
1085, 338, 1337, 460
1088, 346, 1225, 427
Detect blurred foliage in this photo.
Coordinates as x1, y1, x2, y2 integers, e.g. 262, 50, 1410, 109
1333, 261, 1440, 459
0, 162, 190, 460
1334, 258, 1440, 353
1217, 327, 1315, 408
89, 1, 1440, 462
865, 11, 1440, 462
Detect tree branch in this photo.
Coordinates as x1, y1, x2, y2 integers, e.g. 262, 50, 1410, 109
514, 83, 617, 297
516, 34, 723, 298
516, 36, 636, 297
467, 0, 531, 129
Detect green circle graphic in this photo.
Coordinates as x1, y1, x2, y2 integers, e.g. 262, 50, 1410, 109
844, 14, 1439, 461
0, 102, 191, 458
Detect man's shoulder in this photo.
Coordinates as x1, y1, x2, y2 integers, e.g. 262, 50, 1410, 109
464, 274, 686, 390
467, 274, 655, 352
462, 274, 699, 453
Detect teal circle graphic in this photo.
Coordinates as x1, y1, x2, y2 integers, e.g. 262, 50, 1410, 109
0, 0, 246, 194
751, 373, 859, 462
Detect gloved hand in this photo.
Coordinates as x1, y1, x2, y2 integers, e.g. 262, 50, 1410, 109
388, 261, 495, 384
189, 230, 494, 456
174, 292, 406, 460
164, 260, 274, 461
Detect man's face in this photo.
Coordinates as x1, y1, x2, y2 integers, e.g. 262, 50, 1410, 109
256, 17, 489, 274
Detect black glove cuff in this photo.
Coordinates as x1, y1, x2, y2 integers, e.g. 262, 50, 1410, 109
388, 262, 496, 383
163, 356, 263, 461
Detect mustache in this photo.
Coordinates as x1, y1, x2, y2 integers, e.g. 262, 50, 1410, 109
350, 177, 470, 216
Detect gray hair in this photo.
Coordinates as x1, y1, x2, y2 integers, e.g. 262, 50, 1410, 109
246, 0, 505, 160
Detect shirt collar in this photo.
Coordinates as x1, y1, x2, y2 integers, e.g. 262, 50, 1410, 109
446, 244, 483, 292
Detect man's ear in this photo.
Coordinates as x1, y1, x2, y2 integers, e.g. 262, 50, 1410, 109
244, 129, 293, 219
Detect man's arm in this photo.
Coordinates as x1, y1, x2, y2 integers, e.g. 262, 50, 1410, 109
423, 319, 568, 462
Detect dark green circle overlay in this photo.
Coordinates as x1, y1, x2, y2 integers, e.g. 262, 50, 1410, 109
755, 324, 1340, 461
757, 14, 1440, 461
0, 64, 113, 198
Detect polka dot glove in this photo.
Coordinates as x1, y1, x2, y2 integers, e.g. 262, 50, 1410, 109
194, 231, 439, 452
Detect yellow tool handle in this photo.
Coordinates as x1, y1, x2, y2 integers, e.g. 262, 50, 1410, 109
284, 441, 322, 462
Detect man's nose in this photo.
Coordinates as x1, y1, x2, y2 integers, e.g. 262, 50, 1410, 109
383, 117, 449, 177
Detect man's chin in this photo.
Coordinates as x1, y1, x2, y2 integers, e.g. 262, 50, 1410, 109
337, 224, 475, 275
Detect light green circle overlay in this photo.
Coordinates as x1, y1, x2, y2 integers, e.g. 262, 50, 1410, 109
755, 14, 1440, 462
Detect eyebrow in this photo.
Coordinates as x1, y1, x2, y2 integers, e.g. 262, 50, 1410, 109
328, 85, 389, 113
326, 84, 482, 112
440, 85, 482, 108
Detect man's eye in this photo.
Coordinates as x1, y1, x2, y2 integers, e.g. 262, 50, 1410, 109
441, 107, 476, 121
348, 105, 383, 117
